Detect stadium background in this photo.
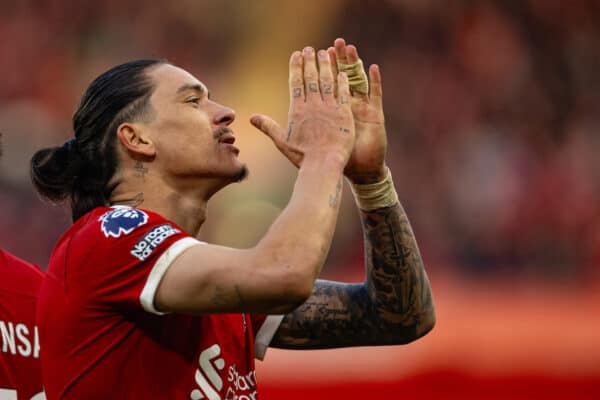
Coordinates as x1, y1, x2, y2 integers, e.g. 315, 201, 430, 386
1, 0, 599, 398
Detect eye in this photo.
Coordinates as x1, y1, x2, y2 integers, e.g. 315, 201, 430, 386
186, 97, 200, 105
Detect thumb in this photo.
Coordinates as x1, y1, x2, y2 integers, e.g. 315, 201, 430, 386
250, 114, 284, 143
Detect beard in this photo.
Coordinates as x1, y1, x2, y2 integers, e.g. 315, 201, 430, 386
233, 164, 249, 183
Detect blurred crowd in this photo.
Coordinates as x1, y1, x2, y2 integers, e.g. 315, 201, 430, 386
338, 0, 600, 280
1, 0, 598, 281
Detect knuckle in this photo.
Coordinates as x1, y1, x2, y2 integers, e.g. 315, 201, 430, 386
289, 110, 304, 120
290, 86, 303, 98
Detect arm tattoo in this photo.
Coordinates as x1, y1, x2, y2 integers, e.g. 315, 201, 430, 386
271, 203, 435, 349
287, 121, 294, 142
328, 178, 342, 208
211, 285, 229, 308
211, 284, 244, 309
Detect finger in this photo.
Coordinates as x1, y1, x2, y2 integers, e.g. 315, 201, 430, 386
303, 46, 320, 100
334, 38, 348, 64
250, 114, 285, 144
288, 51, 304, 108
327, 47, 338, 97
317, 50, 335, 104
328, 47, 339, 77
344, 44, 369, 100
369, 64, 383, 107
328, 47, 338, 75
337, 72, 351, 108
346, 44, 360, 64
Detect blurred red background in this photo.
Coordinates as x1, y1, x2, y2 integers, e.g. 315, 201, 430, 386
1, 1, 599, 398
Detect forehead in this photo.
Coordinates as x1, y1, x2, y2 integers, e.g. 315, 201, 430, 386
148, 64, 208, 98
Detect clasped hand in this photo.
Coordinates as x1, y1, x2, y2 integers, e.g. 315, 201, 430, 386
252, 39, 387, 182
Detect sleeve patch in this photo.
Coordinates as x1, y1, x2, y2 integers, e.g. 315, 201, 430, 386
131, 224, 181, 261
99, 207, 149, 238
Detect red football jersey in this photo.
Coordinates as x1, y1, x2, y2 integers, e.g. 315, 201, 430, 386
38, 206, 282, 399
0, 250, 45, 400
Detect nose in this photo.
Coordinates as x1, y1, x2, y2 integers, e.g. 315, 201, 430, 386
212, 102, 235, 126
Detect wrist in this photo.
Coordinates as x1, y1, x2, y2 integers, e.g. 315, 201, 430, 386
349, 167, 399, 211
303, 151, 347, 172
346, 164, 387, 185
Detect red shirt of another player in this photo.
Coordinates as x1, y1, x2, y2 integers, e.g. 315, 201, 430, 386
38, 206, 281, 399
0, 250, 45, 400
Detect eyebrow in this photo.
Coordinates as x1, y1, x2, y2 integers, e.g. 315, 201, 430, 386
176, 83, 210, 98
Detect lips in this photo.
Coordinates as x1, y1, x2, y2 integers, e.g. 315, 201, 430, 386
218, 134, 236, 145
217, 133, 239, 155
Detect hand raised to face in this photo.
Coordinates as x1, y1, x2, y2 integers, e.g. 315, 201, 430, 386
329, 38, 388, 184
251, 46, 356, 168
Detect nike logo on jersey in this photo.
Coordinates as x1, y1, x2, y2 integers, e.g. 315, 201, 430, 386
99, 208, 149, 238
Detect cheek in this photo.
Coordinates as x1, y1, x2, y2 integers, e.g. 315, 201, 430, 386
153, 109, 214, 148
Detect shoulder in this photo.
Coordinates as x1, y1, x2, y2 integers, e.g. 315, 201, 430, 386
64, 206, 189, 272
96, 206, 154, 238
0, 248, 44, 297
73, 206, 177, 246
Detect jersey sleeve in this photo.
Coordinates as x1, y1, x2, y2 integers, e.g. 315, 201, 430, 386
251, 314, 284, 360
72, 207, 202, 315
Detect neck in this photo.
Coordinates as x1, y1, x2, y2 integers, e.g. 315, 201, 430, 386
109, 168, 226, 236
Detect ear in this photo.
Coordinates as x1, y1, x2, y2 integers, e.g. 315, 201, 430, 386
116, 123, 155, 158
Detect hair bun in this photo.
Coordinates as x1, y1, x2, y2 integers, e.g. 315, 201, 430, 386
30, 143, 77, 203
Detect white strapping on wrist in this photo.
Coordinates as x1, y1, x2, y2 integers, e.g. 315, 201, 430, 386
350, 168, 399, 211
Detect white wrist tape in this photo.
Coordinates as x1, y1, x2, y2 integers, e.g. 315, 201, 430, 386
350, 168, 399, 211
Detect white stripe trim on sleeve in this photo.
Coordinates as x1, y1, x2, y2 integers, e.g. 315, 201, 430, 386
139, 237, 204, 315
254, 315, 284, 360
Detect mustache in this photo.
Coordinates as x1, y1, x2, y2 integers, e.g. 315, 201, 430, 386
213, 127, 233, 140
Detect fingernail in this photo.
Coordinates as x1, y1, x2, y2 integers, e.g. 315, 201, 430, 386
304, 47, 314, 55
318, 50, 327, 58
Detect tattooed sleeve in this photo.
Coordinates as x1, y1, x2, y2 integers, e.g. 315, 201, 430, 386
271, 203, 435, 349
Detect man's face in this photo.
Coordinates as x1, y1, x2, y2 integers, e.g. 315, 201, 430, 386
142, 64, 246, 184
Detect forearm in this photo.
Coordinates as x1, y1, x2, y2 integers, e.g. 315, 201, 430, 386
272, 202, 435, 348
255, 155, 345, 293
360, 201, 435, 338
271, 176, 435, 348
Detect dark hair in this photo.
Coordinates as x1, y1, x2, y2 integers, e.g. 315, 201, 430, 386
31, 59, 165, 221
